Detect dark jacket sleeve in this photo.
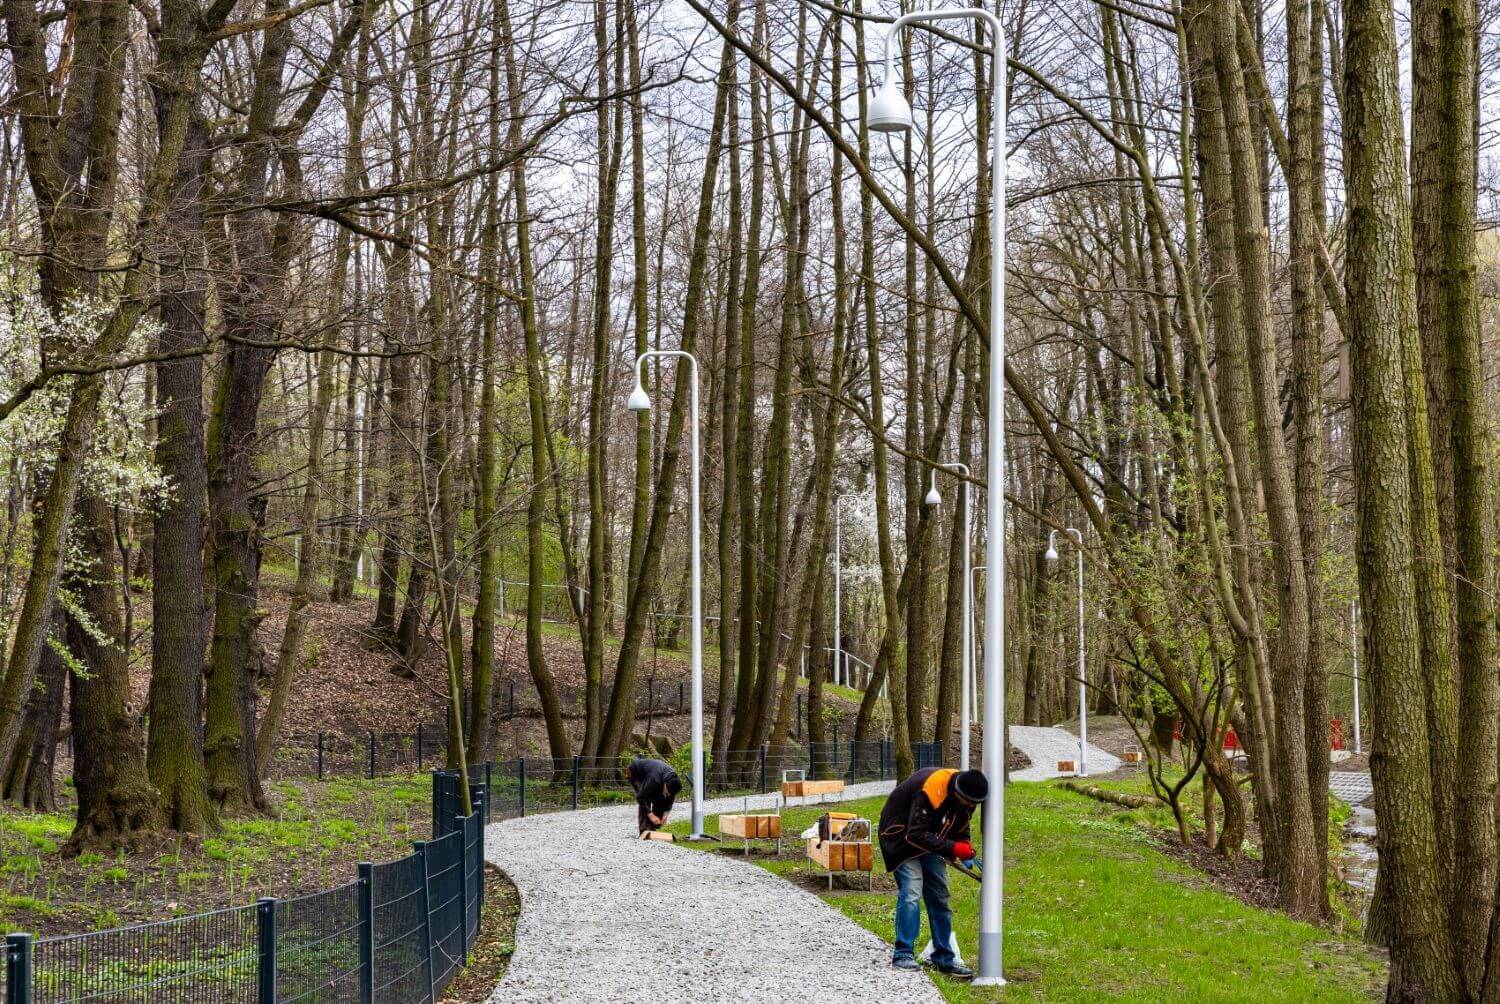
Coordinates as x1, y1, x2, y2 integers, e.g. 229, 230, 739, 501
905, 794, 958, 859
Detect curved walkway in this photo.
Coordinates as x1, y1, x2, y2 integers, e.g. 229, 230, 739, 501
1010, 724, 1121, 781
485, 780, 945, 1003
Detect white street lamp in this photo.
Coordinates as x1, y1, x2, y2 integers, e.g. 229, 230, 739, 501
1045, 528, 1087, 777
834, 495, 862, 689
627, 351, 706, 840
927, 464, 974, 770
875, 6, 1008, 985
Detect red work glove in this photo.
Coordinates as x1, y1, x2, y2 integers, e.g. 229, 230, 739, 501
953, 841, 975, 861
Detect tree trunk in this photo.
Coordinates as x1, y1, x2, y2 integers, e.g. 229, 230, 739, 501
67, 495, 160, 851
1343, 0, 1461, 986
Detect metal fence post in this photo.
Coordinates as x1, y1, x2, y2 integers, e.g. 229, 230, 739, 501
759, 745, 767, 793
484, 761, 494, 822
572, 755, 581, 811
509, 681, 516, 719
417, 723, 424, 770
316, 733, 324, 781
456, 815, 470, 962
367, 731, 376, 779
357, 862, 374, 1003
679, 681, 685, 715
256, 897, 277, 1004
518, 758, 526, 818
6, 933, 32, 1004
414, 842, 436, 1003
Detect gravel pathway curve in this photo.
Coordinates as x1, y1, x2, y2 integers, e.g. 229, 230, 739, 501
1329, 772, 1374, 806
486, 780, 946, 1003
1009, 724, 1121, 781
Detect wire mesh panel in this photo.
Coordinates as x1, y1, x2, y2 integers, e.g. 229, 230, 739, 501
913, 741, 945, 771
275, 883, 362, 1003
32, 904, 257, 1003
463, 813, 483, 953
485, 760, 522, 820
371, 853, 429, 1004
424, 832, 465, 996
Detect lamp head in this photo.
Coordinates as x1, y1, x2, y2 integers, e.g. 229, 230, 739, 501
1044, 545, 1059, 563
627, 383, 652, 412
925, 485, 941, 507
868, 77, 913, 134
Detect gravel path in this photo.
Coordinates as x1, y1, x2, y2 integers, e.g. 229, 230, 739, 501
486, 780, 946, 1003
1329, 771, 1374, 807
1009, 724, 1121, 781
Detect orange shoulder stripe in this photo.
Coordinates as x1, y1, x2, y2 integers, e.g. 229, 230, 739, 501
921, 768, 957, 809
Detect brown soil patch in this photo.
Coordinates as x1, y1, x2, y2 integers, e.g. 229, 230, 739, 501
1153, 832, 1280, 912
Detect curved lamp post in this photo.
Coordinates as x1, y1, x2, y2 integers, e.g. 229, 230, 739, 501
627, 350, 705, 840
926, 464, 973, 770
1045, 528, 1087, 776
872, 6, 1007, 985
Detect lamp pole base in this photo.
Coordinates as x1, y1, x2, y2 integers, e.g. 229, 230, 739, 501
972, 977, 1008, 987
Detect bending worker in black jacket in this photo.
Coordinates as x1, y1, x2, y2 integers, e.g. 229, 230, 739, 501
877, 767, 989, 976
625, 757, 682, 835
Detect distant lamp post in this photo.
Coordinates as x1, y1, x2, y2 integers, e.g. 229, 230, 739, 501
1045, 528, 1088, 777
627, 351, 705, 840
926, 464, 974, 770
834, 495, 862, 689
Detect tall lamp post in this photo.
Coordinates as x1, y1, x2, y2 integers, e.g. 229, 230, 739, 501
926, 464, 973, 770
627, 350, 706, 840
834, 495, 862, 689
1044, 528, 1087, 776
871, 6, 1008, 985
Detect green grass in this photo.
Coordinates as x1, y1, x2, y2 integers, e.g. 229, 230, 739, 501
668, 785, 1385, 1002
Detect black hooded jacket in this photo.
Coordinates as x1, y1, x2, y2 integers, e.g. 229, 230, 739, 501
626, 758, 680, 818
877, 768, 976, 872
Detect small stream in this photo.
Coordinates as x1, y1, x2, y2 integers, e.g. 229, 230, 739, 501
1342, 804, 1379, 917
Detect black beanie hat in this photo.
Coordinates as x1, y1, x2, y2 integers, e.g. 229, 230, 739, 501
666, 773, 683, 797
953, 769, 989, 803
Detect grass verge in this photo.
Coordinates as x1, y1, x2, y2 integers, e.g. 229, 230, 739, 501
670, 783, 1385, 1002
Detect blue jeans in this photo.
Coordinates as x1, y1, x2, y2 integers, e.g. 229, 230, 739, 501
893, 854, 954, 966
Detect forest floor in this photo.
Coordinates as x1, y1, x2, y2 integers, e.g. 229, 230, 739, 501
667, 781, 1387, 1002
120, 566, 880, 760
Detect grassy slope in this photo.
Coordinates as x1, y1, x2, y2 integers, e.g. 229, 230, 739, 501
670, 784, 1385, 1002
0, 775, 433, 935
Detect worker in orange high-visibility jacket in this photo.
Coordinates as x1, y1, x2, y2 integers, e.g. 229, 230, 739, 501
877, 767, 988, 978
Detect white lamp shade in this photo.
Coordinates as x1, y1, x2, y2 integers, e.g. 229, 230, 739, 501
925, 486, 941, 506
1044, 546, 1059, 563
627, 384, 652, 411
868, 78, 913, 133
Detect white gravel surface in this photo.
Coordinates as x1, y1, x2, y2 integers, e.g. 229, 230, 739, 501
1009, 724, 1122, 781
486, 780, 948, 1003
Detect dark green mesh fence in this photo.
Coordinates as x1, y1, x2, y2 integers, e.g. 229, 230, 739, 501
8, 775, 487, 1004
